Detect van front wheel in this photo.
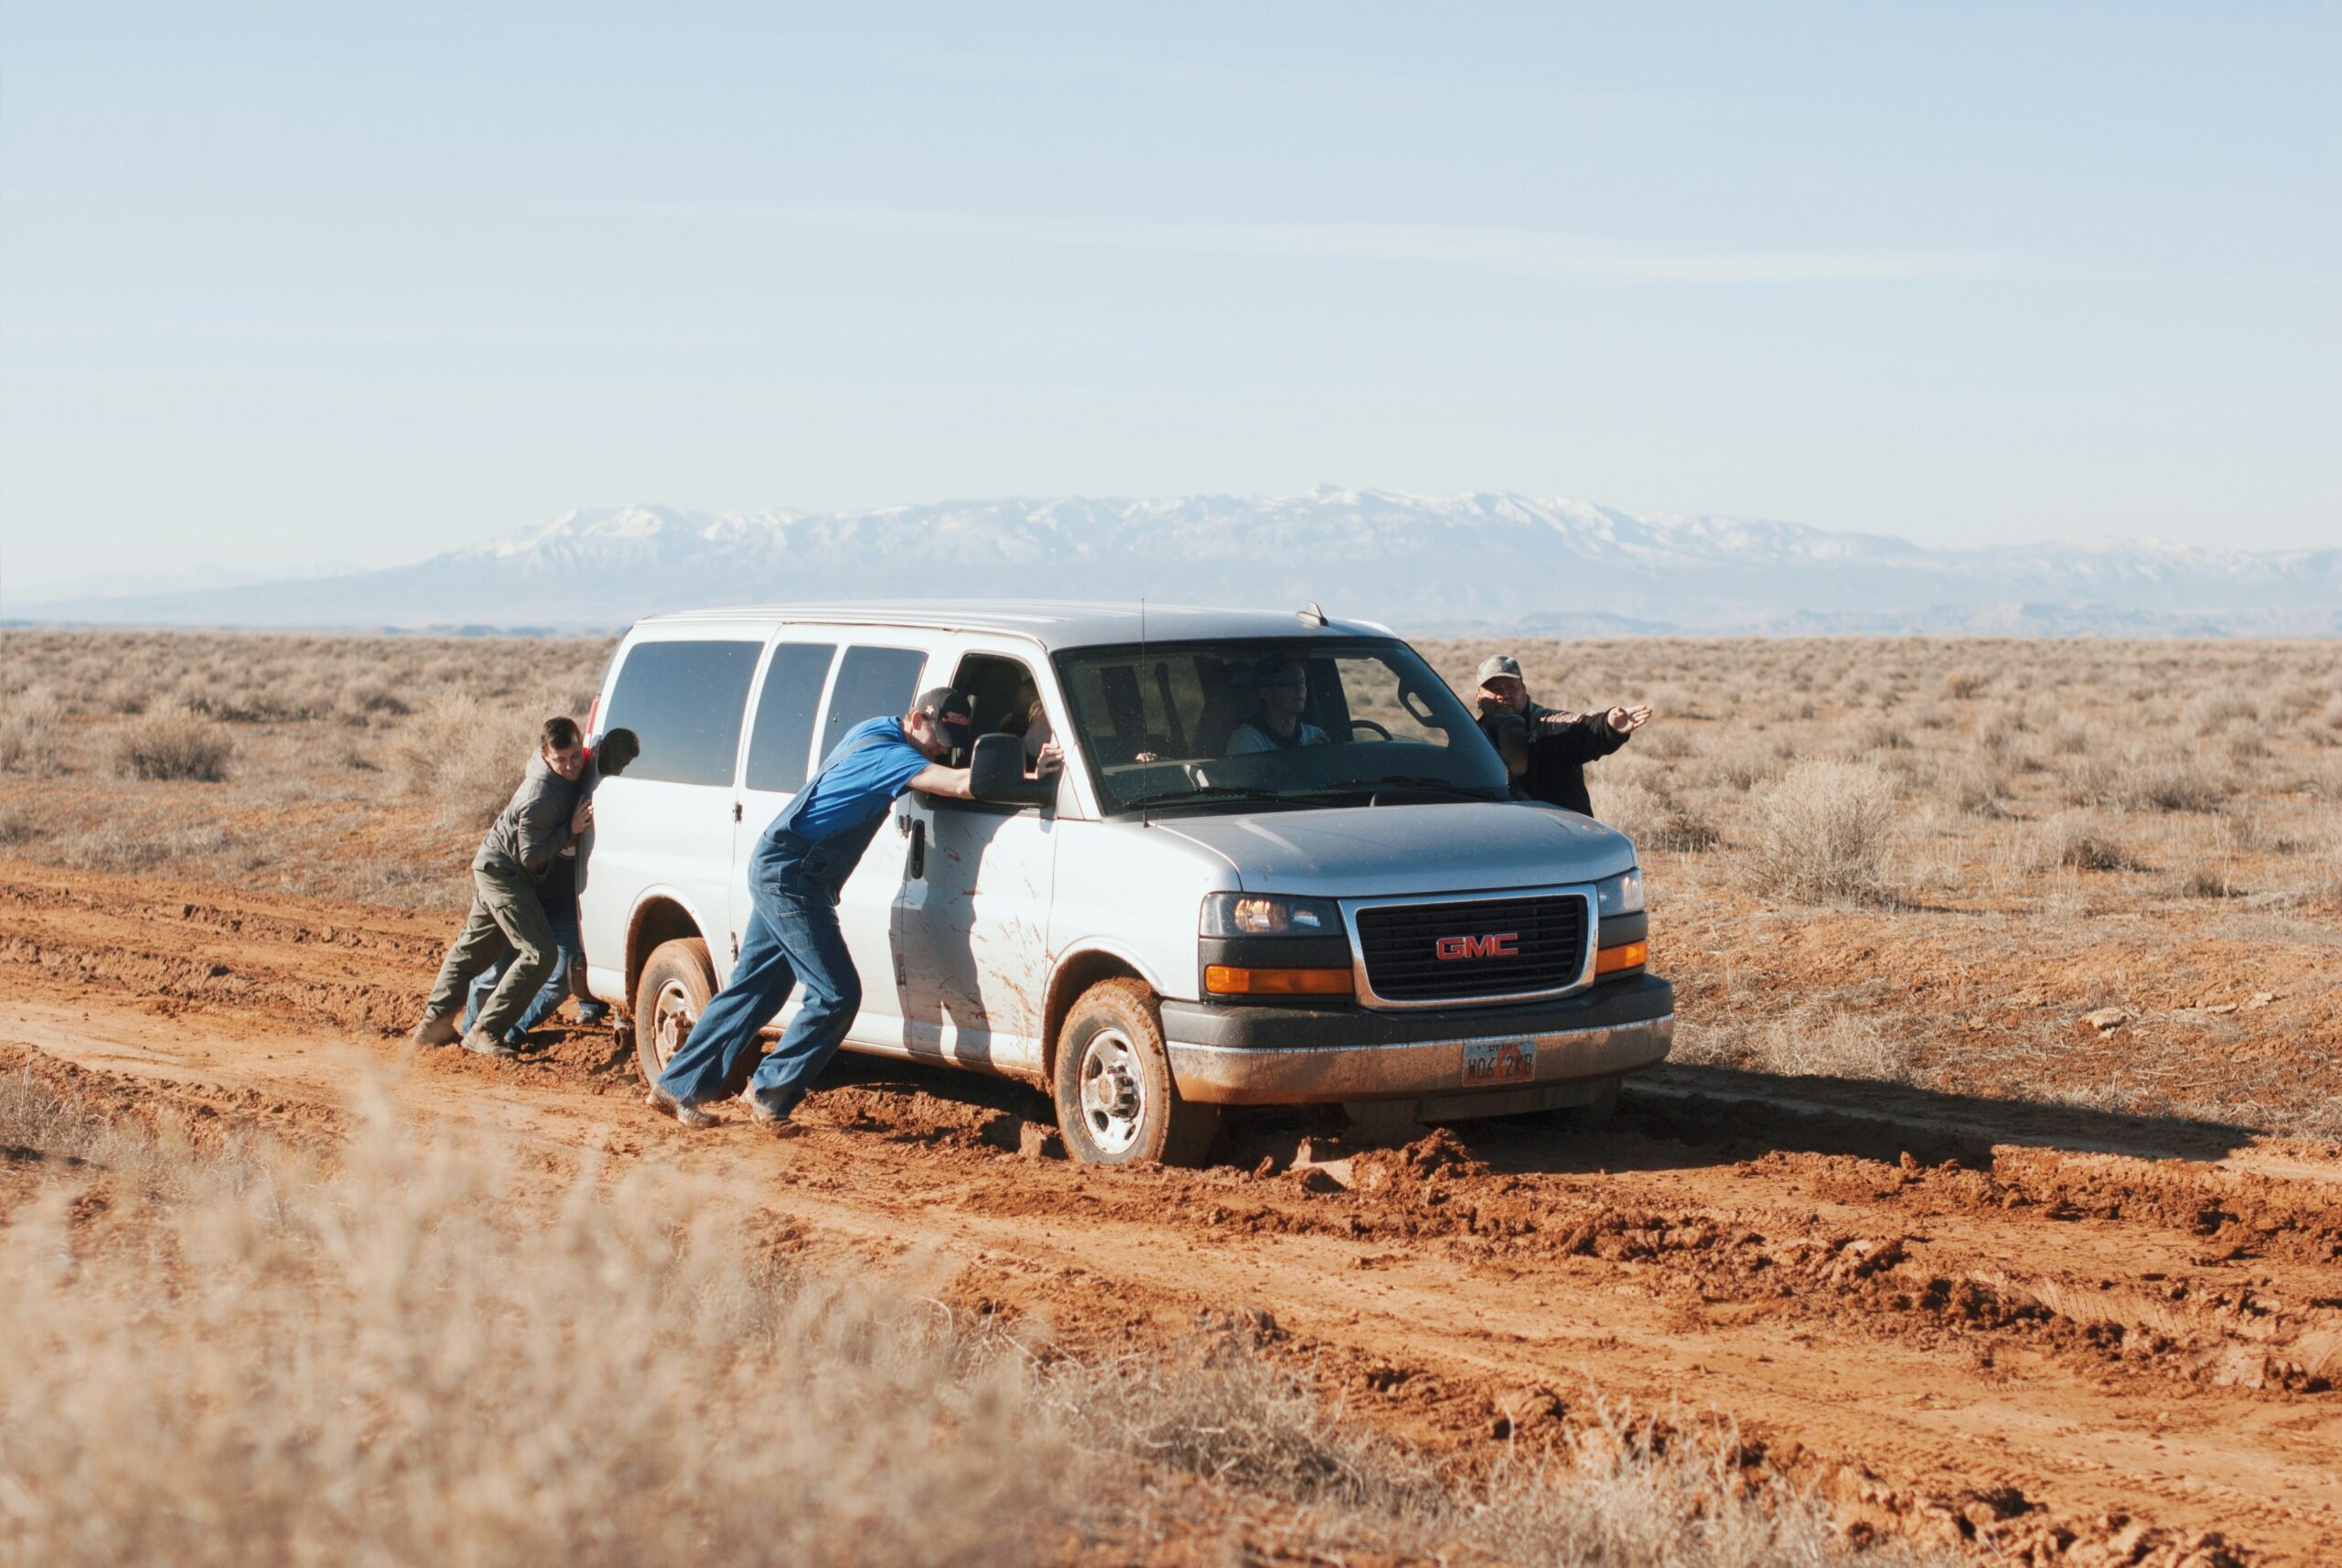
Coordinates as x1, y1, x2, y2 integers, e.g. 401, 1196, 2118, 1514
1053, 979, 1219, 1167
633, 937, 715, 1088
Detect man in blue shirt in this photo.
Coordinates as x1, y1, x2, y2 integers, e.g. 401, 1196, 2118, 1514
647, 687, 1060, 1133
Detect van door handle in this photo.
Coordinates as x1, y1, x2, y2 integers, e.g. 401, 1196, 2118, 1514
908, 820, 926, 879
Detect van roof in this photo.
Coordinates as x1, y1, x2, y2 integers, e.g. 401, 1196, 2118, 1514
634, 600, 1396, 650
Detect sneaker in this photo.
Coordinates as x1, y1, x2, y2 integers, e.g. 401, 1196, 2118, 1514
576, 1004, 611, 1026
411, 1015, 461, 1047
646, 1085, 715, 1128
460, 1026, 519, 1058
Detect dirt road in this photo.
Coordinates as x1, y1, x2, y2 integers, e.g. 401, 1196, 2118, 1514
3, 857, 2336, 1565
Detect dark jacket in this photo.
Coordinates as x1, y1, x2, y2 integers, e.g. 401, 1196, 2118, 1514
474, 754, 582, 881
1477, 703, 1630, 817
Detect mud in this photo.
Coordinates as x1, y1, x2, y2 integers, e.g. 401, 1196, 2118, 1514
1, 856, 2337, 1564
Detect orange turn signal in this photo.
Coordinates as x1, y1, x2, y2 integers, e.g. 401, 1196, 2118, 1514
1204, 964, 1354, 996
1595, 940, 1648, 976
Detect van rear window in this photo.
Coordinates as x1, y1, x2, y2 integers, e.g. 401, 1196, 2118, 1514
602, 639, 761, 787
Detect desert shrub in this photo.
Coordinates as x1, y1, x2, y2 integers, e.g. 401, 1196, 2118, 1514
1852, 718, 1908, 753
2129, 759, 2223, 813
1696, 739, 1782, 793
1942, 671, 1985, 699
0, 699, 67, 776
0, 804, 42, 847
344, 681, 412, 720
2172, 854, 2236, 898
1907, 703, 1952, 732
110, 712, 233, 782
1937, 759, 2008, 819
1594, 779, 1721, 854
1637, 725, 1694, 760
2036, 813, 2135, 873
397, 694, 553, 828
1739, 760, 1897, 905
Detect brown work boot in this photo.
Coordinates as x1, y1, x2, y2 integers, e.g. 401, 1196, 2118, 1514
646, 1085, 715, 1128
460, 1026, 519, 1059
740, 1089, 808, 1138
411, 1015, 461, 1047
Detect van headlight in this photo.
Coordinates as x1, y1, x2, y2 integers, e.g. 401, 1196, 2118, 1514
1199, 893, 1342, 937
1595, 868, 1644, 917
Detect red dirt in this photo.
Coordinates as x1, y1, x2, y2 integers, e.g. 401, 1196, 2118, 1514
1, 855, 2336, 1565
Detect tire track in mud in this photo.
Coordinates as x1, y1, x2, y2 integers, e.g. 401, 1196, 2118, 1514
3, 860, 2338, 1564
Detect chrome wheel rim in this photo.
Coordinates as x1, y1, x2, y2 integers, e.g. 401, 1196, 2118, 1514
651, 977, 697, 1069
1078, 1028, 1145, 1155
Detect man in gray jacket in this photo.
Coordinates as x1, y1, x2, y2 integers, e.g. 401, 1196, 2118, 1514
411, 715, 596, 1058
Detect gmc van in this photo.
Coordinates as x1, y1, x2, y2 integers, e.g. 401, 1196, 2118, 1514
578, 602, 1672, 1165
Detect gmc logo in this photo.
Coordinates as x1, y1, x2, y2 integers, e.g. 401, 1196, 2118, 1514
1434, 932, 1519, 961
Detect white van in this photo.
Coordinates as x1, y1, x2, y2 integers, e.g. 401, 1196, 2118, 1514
578, 602, 1671, 1165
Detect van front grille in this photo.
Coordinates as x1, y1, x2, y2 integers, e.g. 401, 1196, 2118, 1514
1353, 895, 1588, 1003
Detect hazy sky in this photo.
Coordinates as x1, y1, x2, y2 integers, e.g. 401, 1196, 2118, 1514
2, 3, 2335, 596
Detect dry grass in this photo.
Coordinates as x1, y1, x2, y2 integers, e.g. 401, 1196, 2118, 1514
1738, 761, 1899, 907
0, 1064, 1939, 1568
1676, 1008, 1912, 1082
110, 710, 235, 781
2, 628, 2337, 1130
396, 693, 565, 828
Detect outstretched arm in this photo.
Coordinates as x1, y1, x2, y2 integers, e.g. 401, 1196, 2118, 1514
908, 744, 1064, 800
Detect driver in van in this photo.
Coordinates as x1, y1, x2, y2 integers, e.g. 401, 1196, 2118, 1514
1224, 657, 1329, 755
646, 688, 1062, 1133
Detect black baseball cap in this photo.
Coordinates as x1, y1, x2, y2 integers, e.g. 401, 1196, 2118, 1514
914, 688, 974, 732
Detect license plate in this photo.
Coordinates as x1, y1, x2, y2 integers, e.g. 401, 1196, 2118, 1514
1462, 1039, 1536, 1086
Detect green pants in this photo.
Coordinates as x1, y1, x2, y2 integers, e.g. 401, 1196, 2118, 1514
424, 863, 557, 1040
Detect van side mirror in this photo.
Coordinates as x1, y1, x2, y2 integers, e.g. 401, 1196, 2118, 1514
968, 732, 1054, 807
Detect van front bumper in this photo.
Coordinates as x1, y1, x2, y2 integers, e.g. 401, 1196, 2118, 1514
1158, 973, 1673, 1112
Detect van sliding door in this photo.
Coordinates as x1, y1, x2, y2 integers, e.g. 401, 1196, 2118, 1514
591, 636, 761, 988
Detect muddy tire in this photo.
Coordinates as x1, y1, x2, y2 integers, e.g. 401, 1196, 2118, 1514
1053, 978, 1219, 1167
632, 937, 715, 1089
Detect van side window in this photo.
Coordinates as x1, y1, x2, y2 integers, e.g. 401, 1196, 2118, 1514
817, 646, 926, 762
743, 643, 837, 793
601, 639, 761, 787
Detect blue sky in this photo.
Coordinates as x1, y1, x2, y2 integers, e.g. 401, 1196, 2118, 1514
1, 2, 2335, 596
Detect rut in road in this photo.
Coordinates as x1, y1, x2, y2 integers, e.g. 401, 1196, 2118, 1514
2, 858, 2337, 1566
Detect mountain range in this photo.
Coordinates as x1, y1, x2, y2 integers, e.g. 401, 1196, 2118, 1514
13, 489, 2337, 637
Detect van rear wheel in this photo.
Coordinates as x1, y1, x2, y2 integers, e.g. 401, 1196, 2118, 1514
1053, 978, 1219, 1167
633, 937, 715, 1088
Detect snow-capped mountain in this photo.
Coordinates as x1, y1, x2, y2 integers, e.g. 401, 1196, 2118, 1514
14, 489, 2337, 636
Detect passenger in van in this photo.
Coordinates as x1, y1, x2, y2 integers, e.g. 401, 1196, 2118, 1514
1472, 653, 1651, 817
646, 690, 1062, 1133
1020, 696, 1055, 768
454, 728, 640, 1047
1224, 658, 1329, 755
410, 715, 599, 1057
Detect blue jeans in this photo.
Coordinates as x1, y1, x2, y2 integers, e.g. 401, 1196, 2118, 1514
653, 829, 862, 1113
461, 914, 607, 1038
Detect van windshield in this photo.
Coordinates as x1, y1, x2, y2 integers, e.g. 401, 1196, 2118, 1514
1052, 639, 1509, 814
